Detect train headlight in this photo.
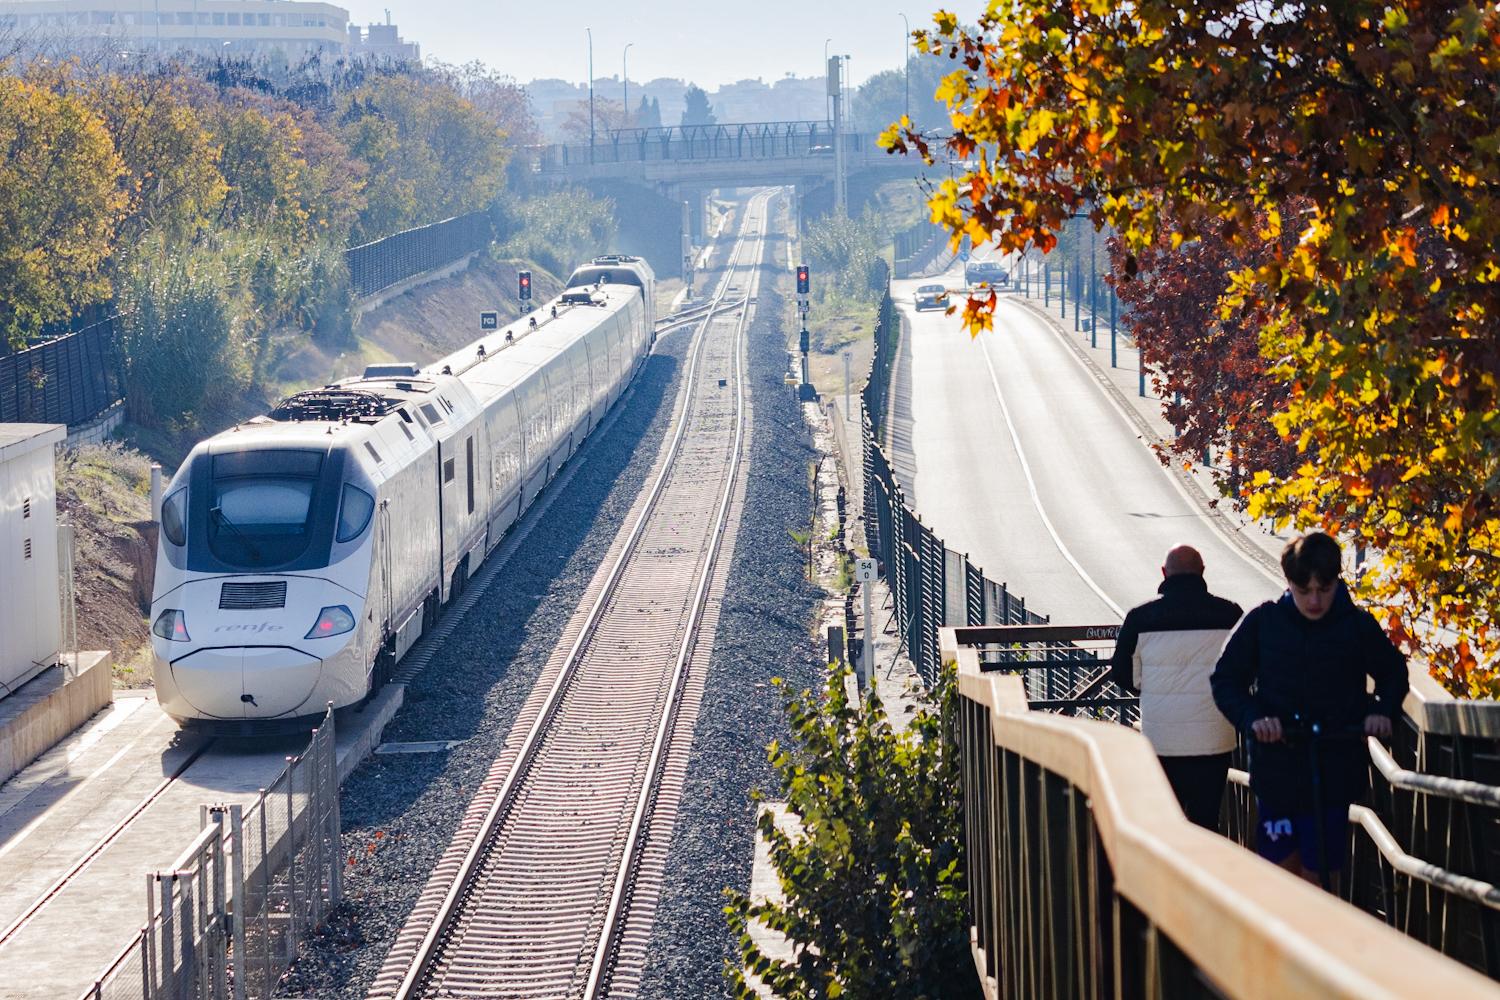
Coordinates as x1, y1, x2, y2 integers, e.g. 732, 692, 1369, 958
305, 605, 356, 640
152, 609, 190, 642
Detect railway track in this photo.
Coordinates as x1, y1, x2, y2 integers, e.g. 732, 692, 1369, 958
0, 733, 213, 953
373, 189, 775, 999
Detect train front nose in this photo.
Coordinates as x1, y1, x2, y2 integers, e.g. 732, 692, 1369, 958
165, 644, 323, 718
151, 577, 359, 721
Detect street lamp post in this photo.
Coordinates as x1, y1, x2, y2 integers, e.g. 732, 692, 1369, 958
899, 13, 910, 121
586, 27, 595, 158
623, 42, 633, 126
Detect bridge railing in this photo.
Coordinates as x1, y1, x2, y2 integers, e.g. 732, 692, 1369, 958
1215, 674, 1500, 978
945, 625, 1497, 999
536, 122, 879, 170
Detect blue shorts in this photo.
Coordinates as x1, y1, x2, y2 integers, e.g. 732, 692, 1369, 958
1255, 804, 1350, 873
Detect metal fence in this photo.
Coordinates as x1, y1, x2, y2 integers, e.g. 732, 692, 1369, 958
860, 284, 1053, 683
11, 215, 494, 433
84, 708, 342, 1000
0, 317, 123, 425
345, 212, 495, 299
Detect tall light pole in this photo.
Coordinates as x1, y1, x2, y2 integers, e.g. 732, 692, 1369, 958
899, 13, 910, 121
623, 42, 633, 126
585, 26, 595, 156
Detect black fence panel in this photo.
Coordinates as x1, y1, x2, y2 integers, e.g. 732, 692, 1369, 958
0, 318, 123, 426
345, 212, 495, 299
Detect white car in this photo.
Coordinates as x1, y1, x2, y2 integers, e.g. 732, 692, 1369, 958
914, 284, 949, 311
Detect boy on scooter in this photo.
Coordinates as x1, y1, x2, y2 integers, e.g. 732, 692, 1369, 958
1211, 532, 1408, 889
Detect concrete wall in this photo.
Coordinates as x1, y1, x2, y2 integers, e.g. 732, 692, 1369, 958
0, 651, 112, 786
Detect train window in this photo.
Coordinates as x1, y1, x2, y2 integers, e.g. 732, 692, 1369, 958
207, 450, 322, 568
364, 442, 383, 464
466, 437, 475, 514
398, 421, 415, 441
161, 488, 187, 546
336, 485, 375, 542
398, 408, 414, 423
420, 403, 443, 424
444, 458, 456, 483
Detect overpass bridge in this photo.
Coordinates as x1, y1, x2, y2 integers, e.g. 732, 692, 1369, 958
530, 120, 940, 234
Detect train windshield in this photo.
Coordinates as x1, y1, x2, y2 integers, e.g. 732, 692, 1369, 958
206, 450, 324, 569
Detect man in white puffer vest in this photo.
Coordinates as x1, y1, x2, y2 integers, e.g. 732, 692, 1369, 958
1109, 545, 1245, 828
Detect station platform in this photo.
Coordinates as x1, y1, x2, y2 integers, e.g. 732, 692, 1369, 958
0, 686, 400, 999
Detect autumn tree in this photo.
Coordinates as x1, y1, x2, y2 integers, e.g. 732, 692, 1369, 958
74, 69, 228, 245
560, 97, 628, 142
1110, 212, 1300, 500
206, 91, 364, 247
430, 60, 540, 147
887, 3, 1500, 694
338, 74, 508, 241
0, 76, 124, 348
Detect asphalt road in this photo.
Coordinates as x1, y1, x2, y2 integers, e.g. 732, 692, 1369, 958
893, 263, 1282, 626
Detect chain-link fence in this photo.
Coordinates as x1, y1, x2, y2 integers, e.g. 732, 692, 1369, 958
83, 708, 341, 1000
0, 317, 123, 425
345, 212, 494, 298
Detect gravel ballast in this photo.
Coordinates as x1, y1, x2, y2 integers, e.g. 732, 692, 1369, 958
633, 266, 824, 997
277, 215, 823, 998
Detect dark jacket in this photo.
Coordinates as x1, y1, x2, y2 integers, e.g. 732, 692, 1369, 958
1109, 575, 1244, 756
1211, 583, 1408, 813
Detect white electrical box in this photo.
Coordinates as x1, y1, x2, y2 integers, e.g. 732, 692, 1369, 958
0, 424, 64, 696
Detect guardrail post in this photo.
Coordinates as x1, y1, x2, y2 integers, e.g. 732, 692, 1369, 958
285, 756, 300, 956
258, 788, 272, 993
226, 803, 247, 1000
150, 464, 162, 523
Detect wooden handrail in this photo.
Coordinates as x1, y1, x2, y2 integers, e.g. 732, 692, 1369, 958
945, 627, 1496, 999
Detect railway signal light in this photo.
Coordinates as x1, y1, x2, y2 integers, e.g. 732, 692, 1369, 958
518, 270, 532, 300
796, 265, 810, 296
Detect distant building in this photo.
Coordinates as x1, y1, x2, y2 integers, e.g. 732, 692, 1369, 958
348, 18, 416, 61
0, 0, 419, 60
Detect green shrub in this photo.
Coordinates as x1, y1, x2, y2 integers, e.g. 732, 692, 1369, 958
498, 188, 617, 277
117, 238, 246, 425
724, 663, 977, 1000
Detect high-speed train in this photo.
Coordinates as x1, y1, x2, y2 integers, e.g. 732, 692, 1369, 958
148, 256, 655, 729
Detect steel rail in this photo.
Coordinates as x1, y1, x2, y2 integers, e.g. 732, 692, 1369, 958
583, 200, 765, 998
390, 192, 772, 1000
0, 737, 214, 950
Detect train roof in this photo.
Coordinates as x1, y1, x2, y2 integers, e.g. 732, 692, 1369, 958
429, 284, 639, 391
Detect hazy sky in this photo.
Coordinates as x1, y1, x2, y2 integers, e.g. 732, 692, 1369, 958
341, 1, 985, 89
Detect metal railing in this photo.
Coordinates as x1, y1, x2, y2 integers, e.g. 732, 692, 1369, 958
946, 627, 1496, 999
860, 285, 1051, 684
0, 317, 123, 425
1217, 717, 1500, 979
536, 122, 877, 170
84, 708, 342, 1000
345, 212, 495, 299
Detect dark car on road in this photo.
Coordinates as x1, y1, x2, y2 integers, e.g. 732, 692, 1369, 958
914, 284, 949, 311
965, 260, 1009, 287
